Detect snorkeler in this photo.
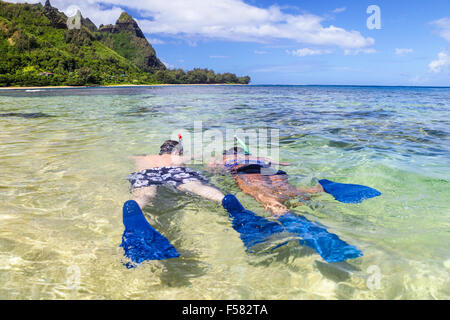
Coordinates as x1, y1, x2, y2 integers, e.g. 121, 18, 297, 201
127, 139, 225, 208
203, 143, 380, 263
122, 138, 276, 266
121, 139, 229, 266
208, 146, 324, 216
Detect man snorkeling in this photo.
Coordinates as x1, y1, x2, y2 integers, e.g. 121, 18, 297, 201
127, 139, 225, 208
208, 146, 324, 216
199, 143, 376, 263
122, 138, 264, 266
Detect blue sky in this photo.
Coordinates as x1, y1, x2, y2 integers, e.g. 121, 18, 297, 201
9, 0, 450, 85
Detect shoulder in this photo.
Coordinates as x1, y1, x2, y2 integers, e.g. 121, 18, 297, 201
170, 155, 186, 165
129, 155, 160, 161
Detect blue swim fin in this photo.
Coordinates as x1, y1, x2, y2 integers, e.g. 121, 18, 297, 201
222, 194, 284, 251
222, 195, 362, 263
121, 200, 179, 267
319, 179, 381, 204
277, 213, 363, 263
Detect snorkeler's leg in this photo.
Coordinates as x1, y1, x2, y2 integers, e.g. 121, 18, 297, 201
177, 181, 225, 203
131, 186, 157, 209
255, 193, 289, 217
234, 174, 288, 216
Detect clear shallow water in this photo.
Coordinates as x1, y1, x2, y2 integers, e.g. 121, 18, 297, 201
0, 85, 449, 299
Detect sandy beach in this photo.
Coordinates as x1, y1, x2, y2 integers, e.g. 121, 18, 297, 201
0, 83, 247, 90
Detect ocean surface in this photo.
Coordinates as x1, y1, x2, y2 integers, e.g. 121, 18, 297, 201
0, 85, 449, 299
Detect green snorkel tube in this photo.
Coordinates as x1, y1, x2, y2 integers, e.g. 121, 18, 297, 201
234, 135, 250, 155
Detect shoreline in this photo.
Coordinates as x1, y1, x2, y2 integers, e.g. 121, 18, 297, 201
1, 84, 449, 90
0, 83, 247, 90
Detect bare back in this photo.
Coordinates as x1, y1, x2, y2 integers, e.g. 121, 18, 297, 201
131, 154, 185, 171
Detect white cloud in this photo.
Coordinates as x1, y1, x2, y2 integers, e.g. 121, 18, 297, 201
395, 48, 413, 55
4, 0, 40, 3
186, 39, 198, 47
287, 48, 332, 56
344, 48, 376, 55
429, 50, 450, 73
428, 18, 450, 74
332, 7, 346, 14
7, 0, 374, 50
64, 5, 81, 17
148, 38, 165, 45
431, 17, 450, 42
161, 60, 175, 69
7, 0, 124, 26
133, 1, 374, 48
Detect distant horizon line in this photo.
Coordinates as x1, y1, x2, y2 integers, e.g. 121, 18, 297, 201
251, 84, 450, 88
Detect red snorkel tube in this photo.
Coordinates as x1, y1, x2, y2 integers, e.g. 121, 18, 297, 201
176, 134, 183, 154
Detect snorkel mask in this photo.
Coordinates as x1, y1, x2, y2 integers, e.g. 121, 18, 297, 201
159, 135, 183, 155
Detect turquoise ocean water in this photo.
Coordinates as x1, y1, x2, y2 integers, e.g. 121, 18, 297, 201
0, 85, 449, 299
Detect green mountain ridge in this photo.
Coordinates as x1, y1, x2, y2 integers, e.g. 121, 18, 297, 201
0, 0, 250, 87
98, 11, 165, 72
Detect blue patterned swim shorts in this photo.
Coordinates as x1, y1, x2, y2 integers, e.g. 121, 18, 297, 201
127, 166, 208, 189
